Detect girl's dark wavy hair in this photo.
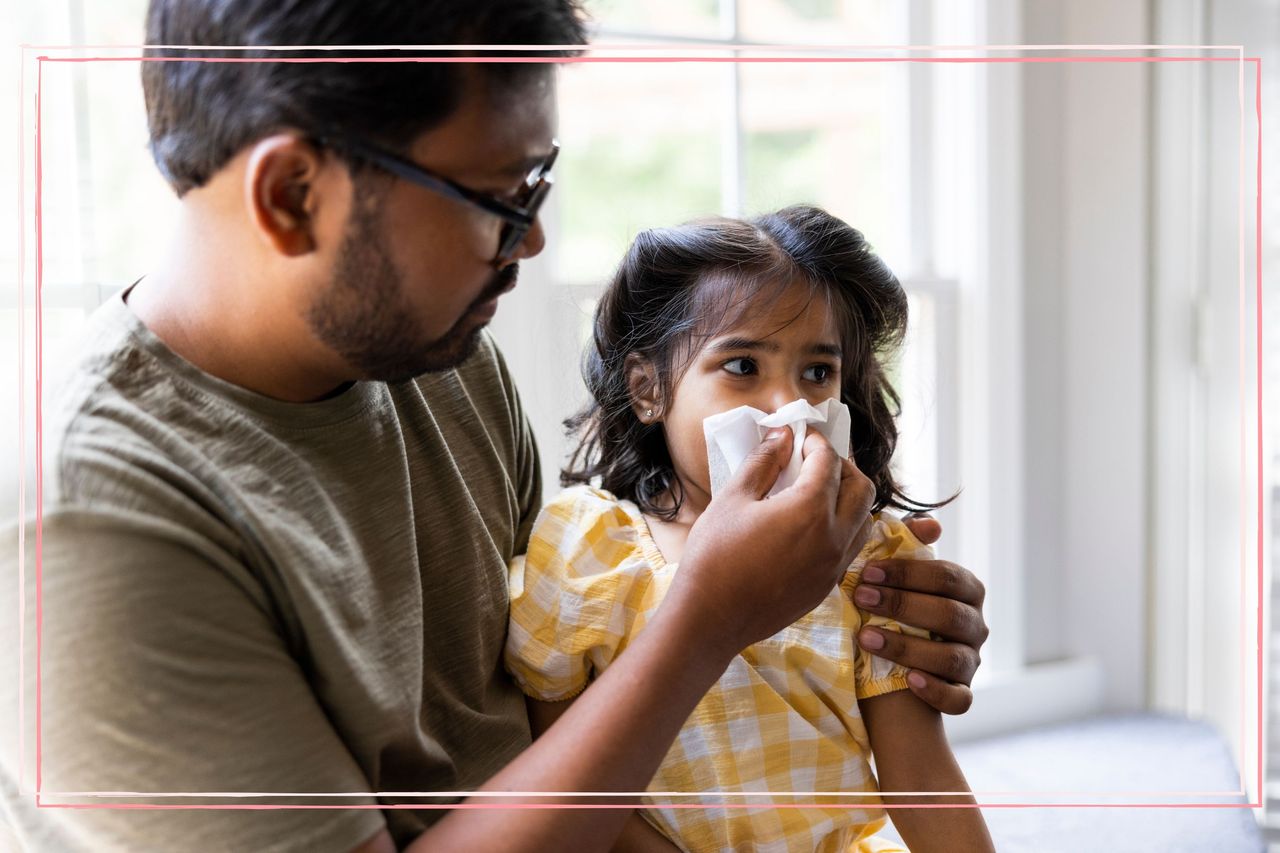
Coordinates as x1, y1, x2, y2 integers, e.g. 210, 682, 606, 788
562, 204, 956, 521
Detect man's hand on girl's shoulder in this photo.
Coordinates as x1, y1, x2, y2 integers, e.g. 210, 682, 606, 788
852, 526, 989, 715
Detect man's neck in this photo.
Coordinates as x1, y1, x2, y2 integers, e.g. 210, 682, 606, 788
130, 220, 355, 404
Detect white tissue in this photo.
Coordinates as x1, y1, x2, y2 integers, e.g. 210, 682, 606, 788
703, 398, 852, 497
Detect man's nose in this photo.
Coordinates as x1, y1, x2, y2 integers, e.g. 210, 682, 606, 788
508, 216, 547, 262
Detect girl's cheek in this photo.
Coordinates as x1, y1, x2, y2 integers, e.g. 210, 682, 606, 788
672, 433, 711, 486
681, 431, 707, 466
809, 389, 834, 406
693, 435, 710, 472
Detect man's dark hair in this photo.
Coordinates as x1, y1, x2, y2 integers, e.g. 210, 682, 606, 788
142, 0, 587, 196
563, 204, 957, 521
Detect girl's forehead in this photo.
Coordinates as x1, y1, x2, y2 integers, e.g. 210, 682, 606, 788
694, 275, 841, 344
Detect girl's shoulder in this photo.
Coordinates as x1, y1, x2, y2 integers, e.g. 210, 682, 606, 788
857, 511, 934, 563
540, 483, 644, 528
528, 485, 654, 574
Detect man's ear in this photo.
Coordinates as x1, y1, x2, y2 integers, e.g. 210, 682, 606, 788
243, 134, 326, 257
624, 353, 662, 424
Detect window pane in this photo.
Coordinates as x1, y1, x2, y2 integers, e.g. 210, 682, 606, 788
740, 62, 904, 265
894, 291, 940, 504
79, 0, 148, 41
79, 61, 180, 288
737, 0, 897, 43
33, 57, 178, 297
555, 62, 725, 286
588, 0, 722, 38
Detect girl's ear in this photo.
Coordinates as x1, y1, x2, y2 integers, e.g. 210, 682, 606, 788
624, 353, 662, 424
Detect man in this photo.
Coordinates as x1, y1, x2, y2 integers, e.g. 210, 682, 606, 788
0, 1, 989, 850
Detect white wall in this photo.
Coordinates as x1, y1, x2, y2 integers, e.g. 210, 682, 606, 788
1019, 0, 1067, 669
1146, 0, 1272, 800
1020, 0, 1151, 711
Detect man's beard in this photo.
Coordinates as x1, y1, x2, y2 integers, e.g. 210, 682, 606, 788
305, 186, 518, 382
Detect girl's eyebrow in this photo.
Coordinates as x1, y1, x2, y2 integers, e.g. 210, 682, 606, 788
708, 337, 843, 358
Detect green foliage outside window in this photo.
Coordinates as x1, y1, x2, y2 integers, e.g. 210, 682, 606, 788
558, 133, 721, 286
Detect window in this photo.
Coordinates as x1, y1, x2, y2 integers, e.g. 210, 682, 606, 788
6, 1, 160, 536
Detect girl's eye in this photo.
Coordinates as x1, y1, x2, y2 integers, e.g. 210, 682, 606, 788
723, 357, 757, 376
803, 364, 835, 383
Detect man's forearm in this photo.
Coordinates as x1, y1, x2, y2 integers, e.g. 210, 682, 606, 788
408, 586, 736, 853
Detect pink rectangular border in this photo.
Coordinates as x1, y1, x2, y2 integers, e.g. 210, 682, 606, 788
15, 45, 1265, 812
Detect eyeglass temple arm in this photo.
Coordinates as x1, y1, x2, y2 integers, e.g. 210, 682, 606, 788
316, 135, 534, 226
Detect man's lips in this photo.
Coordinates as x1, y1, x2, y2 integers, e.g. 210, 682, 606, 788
482, 264, 519, 302
495, 263, 519, 296
469, 265, 519, 319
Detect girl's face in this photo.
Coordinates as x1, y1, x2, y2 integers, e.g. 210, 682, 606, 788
657, 278, 843, 518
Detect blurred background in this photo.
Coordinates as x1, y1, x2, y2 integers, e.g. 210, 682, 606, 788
3, 0, 1278, 848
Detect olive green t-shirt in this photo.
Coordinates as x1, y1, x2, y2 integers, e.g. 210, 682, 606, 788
0, 290, 542, 851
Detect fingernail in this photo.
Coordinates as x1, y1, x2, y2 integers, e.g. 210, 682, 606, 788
908, 672, 927, 690
859, 629, 884, 650
854, 586, 880, 607
862, 565, 886, 583
764, 428, 787, 442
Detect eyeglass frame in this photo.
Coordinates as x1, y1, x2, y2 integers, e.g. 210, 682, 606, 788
314, 133, 559, 264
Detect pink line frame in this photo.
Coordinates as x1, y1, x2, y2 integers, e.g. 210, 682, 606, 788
15, 45, 1265, 814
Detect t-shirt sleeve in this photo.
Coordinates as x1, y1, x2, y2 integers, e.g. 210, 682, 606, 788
2, 508, 386, 853
485, 331, 543, 555
505, 488, 651, 702
842, 515, 936, 701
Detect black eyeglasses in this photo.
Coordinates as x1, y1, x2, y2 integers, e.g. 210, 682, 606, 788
317, 134, 558, 264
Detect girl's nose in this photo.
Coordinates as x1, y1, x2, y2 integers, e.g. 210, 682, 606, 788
764, 382, 803, 413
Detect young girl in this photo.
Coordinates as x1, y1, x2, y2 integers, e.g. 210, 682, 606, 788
505, 206, 993, 853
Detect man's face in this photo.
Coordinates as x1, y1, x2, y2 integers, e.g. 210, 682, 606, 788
306, 68, 557, 381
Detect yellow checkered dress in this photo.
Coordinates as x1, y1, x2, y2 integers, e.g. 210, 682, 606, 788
505, 485, 930, 853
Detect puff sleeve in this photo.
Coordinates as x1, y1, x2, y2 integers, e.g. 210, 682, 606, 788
505, 486, 664, 701
841, 514, 936, 700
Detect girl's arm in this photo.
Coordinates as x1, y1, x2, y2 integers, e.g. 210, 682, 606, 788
527, 699, 683, 853
860, 690, 995, 853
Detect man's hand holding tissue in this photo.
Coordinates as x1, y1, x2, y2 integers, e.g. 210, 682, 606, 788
669, 426, 877, 664
852, 517, 989, 715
